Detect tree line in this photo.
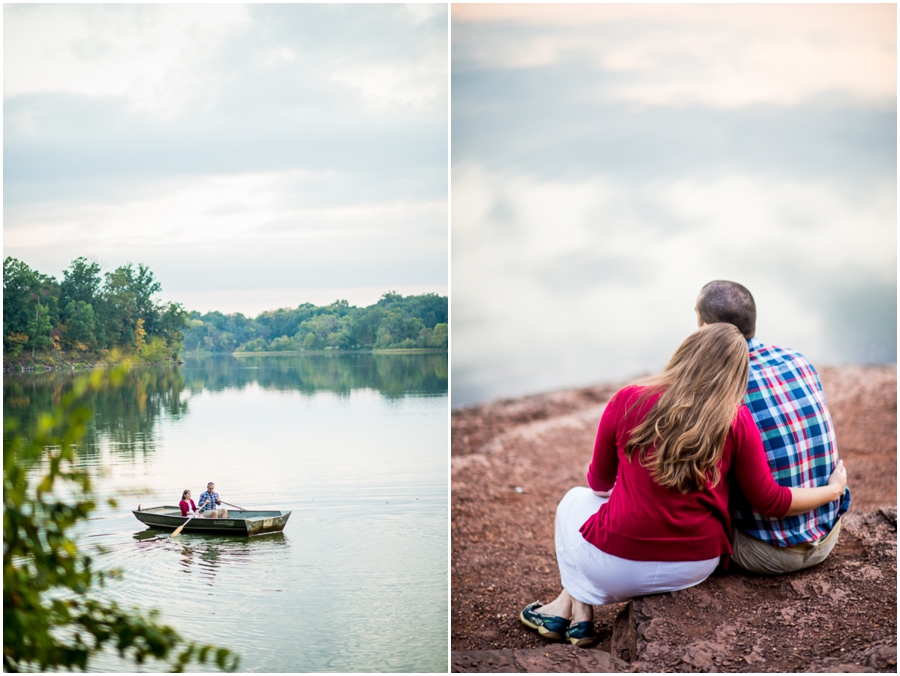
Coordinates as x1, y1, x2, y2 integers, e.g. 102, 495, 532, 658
184, 292, 447, 353
3, 257, 448, 363
3, 257, 188, 363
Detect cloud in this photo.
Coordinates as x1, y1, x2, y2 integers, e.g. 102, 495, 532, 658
6, 170, 447, 289
3, 4, 449, 313
452, 66, 896, 184
5, 5, 448, 190
4, 4, 251, 116
451, 163, 896, 405
452, 4, 896, 110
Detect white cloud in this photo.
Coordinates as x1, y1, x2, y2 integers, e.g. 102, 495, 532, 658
4, 4, 251, 116
6, 170, 447, 256
404, 3, 446, 25
332, 58, 447, 112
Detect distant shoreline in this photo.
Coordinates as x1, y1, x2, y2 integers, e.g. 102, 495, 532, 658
230, 348, 447, 356
3, 356, 177, 374
3, 347, 450, 373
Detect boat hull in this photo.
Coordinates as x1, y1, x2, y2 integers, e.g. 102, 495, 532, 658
133, 506, 291, 536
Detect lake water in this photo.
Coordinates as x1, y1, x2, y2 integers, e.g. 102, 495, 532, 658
4, 352, 448, 672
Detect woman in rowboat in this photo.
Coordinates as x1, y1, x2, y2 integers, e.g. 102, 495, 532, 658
520, 323, 848, 647
179, 489, 199, 517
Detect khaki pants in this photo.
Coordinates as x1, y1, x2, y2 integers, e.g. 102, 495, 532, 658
732, 517, 842, 575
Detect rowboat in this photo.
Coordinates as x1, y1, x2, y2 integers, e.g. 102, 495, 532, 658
132, 505, 291, 536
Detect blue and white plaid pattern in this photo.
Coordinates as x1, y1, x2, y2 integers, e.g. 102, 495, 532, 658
733, 337, 850, 547
198, 490, 220, 513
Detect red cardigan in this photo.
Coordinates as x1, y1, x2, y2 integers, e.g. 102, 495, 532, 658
581, 385, 792, 562
179, 499, 197, 517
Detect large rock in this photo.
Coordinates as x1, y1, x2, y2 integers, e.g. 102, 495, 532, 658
451, 643, 629, 673
611, 507, 897, 673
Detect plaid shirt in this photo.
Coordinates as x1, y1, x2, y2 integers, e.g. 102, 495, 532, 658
197, 490, 221, 513
732, 337, 850, 547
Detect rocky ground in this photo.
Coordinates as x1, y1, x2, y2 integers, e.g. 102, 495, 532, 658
451, 366, 897, 673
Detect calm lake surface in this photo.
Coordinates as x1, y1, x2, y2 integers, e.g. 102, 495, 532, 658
4, 352, 448, 672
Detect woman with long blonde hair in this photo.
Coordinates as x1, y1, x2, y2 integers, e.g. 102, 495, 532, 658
520, 323, 848, 647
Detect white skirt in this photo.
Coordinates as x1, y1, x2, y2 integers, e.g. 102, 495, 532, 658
555, 486, 720, 605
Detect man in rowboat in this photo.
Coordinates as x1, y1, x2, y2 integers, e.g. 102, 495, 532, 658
198, 482, 228, 518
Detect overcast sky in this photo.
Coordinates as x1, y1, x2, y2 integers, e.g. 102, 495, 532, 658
4, 4, 448, 316
452, 4, 896, 407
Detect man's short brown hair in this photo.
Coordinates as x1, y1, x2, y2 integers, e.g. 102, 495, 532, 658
696, 280, 756, 339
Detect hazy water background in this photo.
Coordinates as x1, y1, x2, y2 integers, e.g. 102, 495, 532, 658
4, 353, 448, 672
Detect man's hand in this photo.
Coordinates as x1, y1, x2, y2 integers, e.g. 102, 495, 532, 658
828, 459, 848, 498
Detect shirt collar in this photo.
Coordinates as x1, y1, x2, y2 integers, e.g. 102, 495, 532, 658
747, 336, 763, 352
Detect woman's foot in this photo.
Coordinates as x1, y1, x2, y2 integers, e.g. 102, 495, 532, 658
519, 602, 570, 641
571, 596, 593, 624
566, 596, 596, 646
566, 621, 598, 648
536, 589, 573, 618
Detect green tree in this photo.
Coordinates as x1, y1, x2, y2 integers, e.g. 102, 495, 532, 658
139, 336, 171, 363
4, 332, 29, 358
374, 311, 423, 348
27, 303, 54, 357
100, 266, 139, 348
156, 302, 189, 356
3, 364, 239, 672
100, 263, 163, 349
295, 314, 339, 350
60, 301, 97, 351
126, 264, 162, 330
4, 258, 60, 356
349, 306, 387, 348
4, 258, 41, 343
60, 257, 103, 308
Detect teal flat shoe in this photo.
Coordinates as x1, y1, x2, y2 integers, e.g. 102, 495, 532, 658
519, 601, 570, 641
566, 620, 598, 648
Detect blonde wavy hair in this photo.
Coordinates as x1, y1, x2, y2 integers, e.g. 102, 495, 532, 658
625, 323, 749, 493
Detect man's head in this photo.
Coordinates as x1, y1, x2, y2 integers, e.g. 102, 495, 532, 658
695, 280, 756, 339
207, 482, 215, 492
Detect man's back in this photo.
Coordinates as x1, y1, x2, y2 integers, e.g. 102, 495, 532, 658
732, 337, 851, 547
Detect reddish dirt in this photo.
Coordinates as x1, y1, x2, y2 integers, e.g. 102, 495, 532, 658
451, 366, 897, 672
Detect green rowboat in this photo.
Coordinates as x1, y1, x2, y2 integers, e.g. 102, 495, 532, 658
133, 505, 291, 536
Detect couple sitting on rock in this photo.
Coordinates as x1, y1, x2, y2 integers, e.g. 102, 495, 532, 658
520, 280, 850, 648
179, 482, 228, 518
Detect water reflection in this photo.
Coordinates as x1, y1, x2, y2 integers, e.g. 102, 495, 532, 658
4, 366, 187, 460
3, 352, 448, 464
132, 529, 288, 584
186, 352, 448, 397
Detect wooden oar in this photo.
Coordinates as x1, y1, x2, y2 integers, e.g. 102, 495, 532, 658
221, 501, 247, 511
171, 515, 194, 537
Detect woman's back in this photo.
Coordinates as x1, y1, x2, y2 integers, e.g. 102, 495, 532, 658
580, 385, 791, 562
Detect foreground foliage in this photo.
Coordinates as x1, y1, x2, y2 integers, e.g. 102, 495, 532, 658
3, 364, 239, 672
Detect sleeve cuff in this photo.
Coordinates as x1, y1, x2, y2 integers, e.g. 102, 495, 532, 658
774, 486, 793, 518
587, 469, 616, 492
